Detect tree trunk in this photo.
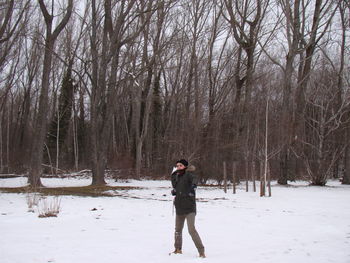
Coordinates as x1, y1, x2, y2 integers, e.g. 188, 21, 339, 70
340, 2, 350, 185
91, 152, 106, 185
28, 0, 73, 187
279, 51, 295, 185
0, 113, 3, 173
28, 37, 54, 187
279, 0, 301, 185
223, 161, 227, 193
232, 162, 237, 194
344, 145, 350, 184
135, 137, 143, 179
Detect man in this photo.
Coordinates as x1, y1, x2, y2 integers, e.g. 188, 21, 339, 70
171, 159, 205, 258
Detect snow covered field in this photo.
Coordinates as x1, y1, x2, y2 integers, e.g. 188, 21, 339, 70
1, 177, 350, 263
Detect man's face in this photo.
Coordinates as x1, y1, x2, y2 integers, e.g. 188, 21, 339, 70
176, 163, 186, 170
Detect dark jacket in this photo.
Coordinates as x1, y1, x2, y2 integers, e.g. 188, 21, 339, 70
171, 165, 198, 215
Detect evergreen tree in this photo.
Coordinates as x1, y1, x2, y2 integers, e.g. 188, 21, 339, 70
47, 66, 75, 168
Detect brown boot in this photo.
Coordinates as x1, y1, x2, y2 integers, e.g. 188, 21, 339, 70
172, 249, 182, 254
199, 251, 206, 258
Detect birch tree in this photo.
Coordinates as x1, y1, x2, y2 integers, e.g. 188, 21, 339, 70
301, 74, 349, 185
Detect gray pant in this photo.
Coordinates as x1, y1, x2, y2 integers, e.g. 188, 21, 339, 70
174, 212, 204, 254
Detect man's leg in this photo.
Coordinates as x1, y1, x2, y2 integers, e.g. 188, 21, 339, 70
174, 214, 186, 251
186, 213, 205, 255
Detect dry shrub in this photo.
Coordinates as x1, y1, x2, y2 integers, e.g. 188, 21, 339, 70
38, 197, 61, 218
26, 193, 40, 212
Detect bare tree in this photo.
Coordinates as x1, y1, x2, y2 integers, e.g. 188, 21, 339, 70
260, 0, 340, 184
204, 4, 232, 178
339, 0, 350, 184
15, 27, 42, 170
277, 0, 303, 184
0, 1, 30, 68
131, 1, 170, 178
183, 0, 211, 150
28, 0, 73, 187
293, 0, 338, 147
299, 68, 349, 185
89, 0, 156, 184
0, 0, 348, 184
0, 1, 32, 173
222, 0, 269, 114
222, 0, 269, 184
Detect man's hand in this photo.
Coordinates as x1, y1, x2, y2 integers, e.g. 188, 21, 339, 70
189, 184, 197, 196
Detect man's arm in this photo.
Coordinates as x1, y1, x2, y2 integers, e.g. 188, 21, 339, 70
189, 173, 197, 196
171, 171, 177, 195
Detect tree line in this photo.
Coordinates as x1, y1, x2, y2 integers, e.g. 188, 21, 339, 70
0, 0, 349, 187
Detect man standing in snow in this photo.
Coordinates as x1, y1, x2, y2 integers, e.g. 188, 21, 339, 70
170, 159, 205, 258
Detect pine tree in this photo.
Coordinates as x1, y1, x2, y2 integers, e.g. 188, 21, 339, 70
47, 66, 75, 169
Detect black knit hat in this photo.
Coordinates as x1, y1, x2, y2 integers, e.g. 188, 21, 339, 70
176, 159, 188, 167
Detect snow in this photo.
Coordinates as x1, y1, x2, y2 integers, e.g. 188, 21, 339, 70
1, 177, 350, 263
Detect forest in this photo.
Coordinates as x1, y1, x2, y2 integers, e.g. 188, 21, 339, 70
0, 0, 349, 187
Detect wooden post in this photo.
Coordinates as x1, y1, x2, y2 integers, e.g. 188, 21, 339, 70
268, 161, 272, 197
260, 161, 265, 197
223, 161, 227, 193
245, 159, 249, 192
232, 161, 236, 194
252, 160, 256, 192
262, 96, 269, 197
